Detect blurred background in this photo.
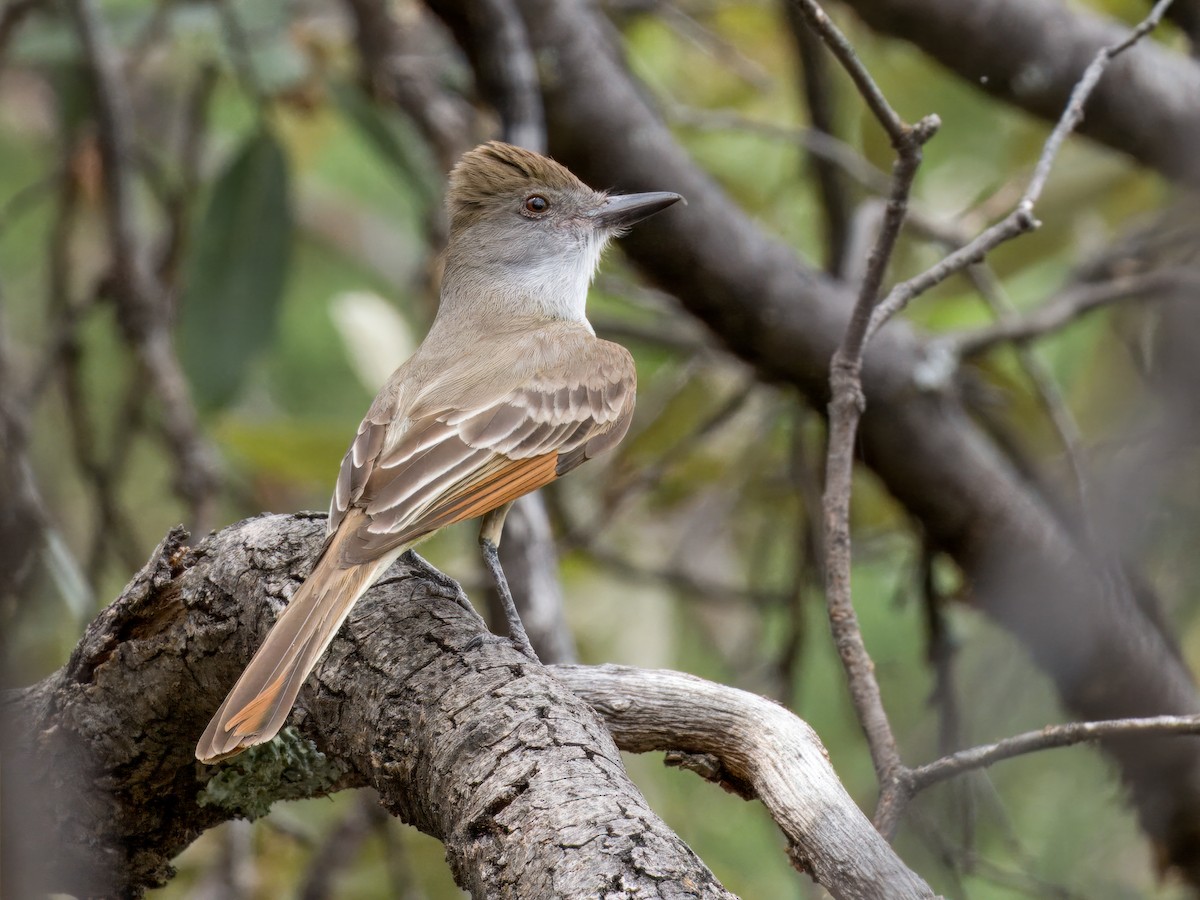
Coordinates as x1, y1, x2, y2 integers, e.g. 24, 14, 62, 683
2, 0, 1199, 897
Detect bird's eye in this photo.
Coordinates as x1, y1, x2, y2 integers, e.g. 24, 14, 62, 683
524, 194, 550, 214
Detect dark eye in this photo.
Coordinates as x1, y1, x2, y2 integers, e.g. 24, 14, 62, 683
524, 194, 549, 214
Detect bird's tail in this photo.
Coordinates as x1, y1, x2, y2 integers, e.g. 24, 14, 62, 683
195, 548, 392, 763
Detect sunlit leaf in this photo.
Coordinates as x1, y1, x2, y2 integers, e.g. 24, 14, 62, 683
179, 128, 293, 411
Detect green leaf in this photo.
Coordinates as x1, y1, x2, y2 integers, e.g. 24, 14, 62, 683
179, 128, 293, 411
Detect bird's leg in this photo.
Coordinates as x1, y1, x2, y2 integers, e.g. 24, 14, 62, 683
479, 503, 541, 663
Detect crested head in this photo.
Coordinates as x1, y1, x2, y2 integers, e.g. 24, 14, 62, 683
447, 142, 595, 226
438, 141, 683, 328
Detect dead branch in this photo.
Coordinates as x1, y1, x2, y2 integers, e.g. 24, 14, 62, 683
555, 663, 937, 899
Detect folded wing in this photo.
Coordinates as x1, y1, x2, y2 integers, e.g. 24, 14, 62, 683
330, 343, 636, 566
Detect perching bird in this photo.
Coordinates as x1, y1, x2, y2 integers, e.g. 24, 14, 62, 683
196, 141, 682, 762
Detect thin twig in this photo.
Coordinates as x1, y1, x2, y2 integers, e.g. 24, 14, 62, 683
1024, 0, 1176, 207
658, 2, 774, 91
898, 217, 1194, 545
666, 104, 892, 196
87, 376, 149, 579
782, 0, 853, 274
0, 0, 42, 68
950, 269, 1200, 357
123, 0, 172, 79
158, 62, 218, 289
907, 806, 1080, 900
800, 0, 1174, 839
67, 0, 220, 532
604, 379, 757, 520
43, 154, 133, 591
865, 0, 1178, 339
776, 406, 824, 707
894, 208, 1102, 527
586, 549, 785, 612
0, 283, 57, 614
963, 265, 1098, 539
787, 0, 942, 834
910, 714, 1200, 791
786, 0, 911, 145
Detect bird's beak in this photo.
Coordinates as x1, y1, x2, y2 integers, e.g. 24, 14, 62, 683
588, 191, 684, 229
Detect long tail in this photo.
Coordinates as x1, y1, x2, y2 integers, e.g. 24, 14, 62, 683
195, 547, 393, 763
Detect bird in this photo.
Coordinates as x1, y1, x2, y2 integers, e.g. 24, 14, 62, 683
196, 140, 683, 763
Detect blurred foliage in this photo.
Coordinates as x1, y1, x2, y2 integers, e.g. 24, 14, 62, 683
179, 127, 294, 410
2, 0, 1197, 897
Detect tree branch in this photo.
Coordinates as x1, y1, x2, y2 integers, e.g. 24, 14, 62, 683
555, 664, 936, 899
783, 0, 940, 833
1, 515, 946, 898
910, 715, 1200, 792
67, 0, 220, 531
417, 0, 1200, 878
0, 515, 738, 899
840, 0, 1200, 184
949, 269, 1200, 358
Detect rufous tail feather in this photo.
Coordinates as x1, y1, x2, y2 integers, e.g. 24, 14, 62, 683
195, 550, 393, 763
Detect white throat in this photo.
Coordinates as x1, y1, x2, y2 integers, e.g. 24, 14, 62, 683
516, 232, 605, 324
439, 229, 608, 329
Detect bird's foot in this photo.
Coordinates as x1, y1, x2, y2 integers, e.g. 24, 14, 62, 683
401, 550, 477, 617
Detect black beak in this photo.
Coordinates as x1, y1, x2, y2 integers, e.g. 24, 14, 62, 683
588, 191, 684, 229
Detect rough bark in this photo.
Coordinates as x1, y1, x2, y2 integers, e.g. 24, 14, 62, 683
1, 514, 935, 899
557, 665, 935, 899
0, 515, 733, 899
422, 0, 1200, 879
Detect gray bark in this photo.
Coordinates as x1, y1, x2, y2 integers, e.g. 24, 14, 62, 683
839, 0, 1200, 184
421, 0, 1200, 879
0, 515, 732, 899
2, 514, 933, 898
557, 665, 937, 899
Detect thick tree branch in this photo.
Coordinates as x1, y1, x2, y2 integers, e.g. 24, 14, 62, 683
556, 664, 936, 899
0, 515, 939, 898
418, 0, 1200, 878
839, 0, 1200, 184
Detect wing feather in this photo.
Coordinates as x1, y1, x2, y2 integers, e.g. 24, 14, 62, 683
331, 338, 636, 565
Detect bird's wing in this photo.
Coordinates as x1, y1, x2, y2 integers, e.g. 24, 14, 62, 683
196, 337, 634, 761
328, 340, 636, 565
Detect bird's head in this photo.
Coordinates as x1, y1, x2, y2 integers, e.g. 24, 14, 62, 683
441, 142, 682, 324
